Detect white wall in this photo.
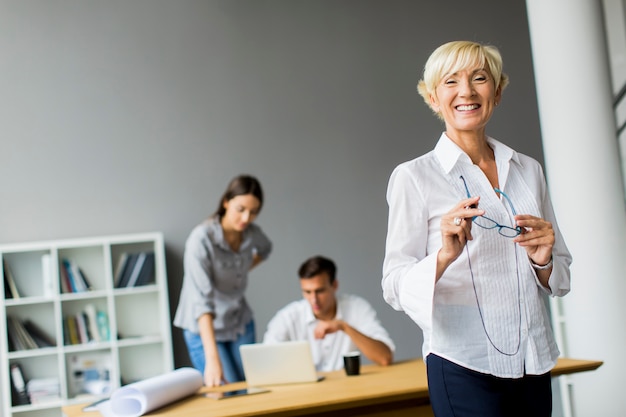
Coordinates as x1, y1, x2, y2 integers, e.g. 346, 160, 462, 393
527, 1, 626, 415
0, 0, 544, 373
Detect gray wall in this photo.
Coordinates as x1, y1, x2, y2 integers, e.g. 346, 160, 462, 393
0, 0, 543, 368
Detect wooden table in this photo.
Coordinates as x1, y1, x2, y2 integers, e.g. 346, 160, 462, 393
62, 357, 602, 417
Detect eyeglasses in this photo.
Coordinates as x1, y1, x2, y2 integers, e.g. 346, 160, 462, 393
460, 176, 522, 237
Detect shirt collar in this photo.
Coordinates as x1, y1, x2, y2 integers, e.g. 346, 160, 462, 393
208, 216, 252, 252
434, 132, 522, 173
304, 295, 343, 324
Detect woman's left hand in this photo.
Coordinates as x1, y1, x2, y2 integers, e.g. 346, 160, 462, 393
513, 214, 554, 265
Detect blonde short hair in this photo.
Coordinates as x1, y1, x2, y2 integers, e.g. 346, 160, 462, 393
417, 41, 509, 118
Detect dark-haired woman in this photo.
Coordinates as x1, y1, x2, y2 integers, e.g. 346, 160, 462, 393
174, 175, 272, 387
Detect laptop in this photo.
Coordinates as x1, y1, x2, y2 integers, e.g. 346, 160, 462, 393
240, 341, 324, 387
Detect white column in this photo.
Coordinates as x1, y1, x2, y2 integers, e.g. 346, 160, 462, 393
526, 1, 626, 416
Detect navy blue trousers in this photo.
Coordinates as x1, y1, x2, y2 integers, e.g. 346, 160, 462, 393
426, 354, 552, 417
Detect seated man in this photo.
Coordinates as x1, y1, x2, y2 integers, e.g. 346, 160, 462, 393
263, 255, 395, 372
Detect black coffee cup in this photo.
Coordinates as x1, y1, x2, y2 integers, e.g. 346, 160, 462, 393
343, 351, 361, 376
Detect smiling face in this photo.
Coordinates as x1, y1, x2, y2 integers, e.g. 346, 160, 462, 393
300, 272, 338, 321
416, 41, 509, 137
221, 194, 261, 233
429, 66, 501, 139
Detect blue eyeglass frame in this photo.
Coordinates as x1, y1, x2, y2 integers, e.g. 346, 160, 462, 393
460, 175, 522, 237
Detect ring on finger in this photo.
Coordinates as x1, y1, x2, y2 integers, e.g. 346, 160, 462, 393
453, 217, 462, 226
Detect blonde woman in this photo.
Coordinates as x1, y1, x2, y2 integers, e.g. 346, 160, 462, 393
382, 41, 571, 417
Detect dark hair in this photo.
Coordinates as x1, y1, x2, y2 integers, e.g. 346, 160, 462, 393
298, 255, 336, 283
213, 174, 264, 218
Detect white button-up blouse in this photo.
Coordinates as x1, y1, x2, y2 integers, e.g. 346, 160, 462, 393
382, 133, 571, 378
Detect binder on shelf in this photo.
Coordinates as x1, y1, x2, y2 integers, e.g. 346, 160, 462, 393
125, 252, 147, 288
116, 253, 139, 288
10, 363, 30, 405
135, 252, 156, 287
3, 259, 21, 299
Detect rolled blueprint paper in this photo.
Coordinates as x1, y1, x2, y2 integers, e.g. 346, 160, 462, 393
97, 367, 203, 417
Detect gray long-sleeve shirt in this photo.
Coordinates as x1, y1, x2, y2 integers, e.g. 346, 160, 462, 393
173, 216, 272, 341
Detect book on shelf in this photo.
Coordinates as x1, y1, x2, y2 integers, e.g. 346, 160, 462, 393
135, 252, 156, 287
7, 316, 39, 351
41, 253, 54, 297
64, 307, 109, 345
62, 259, 92, 293
4, 275, 13, 300
84, 304, 101, 343
22, 319, 56, 348
115, 251, 155, 288
59, 261, 71, 294
116, 253, 138, 288
113, 252, 130, 287
64, 315, 80, 345
3, 259, 21, 299
75, 313, 90, 344
10, 363, 30, 405
125, 252, 147, 287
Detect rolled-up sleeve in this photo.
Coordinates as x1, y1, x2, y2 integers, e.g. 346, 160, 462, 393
173, 226, 217, 332
185, 230, 217, 318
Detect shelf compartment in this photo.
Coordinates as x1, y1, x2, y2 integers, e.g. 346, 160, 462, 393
114, 291, 162, 340
118, 342, 167, 385
57, 245, 107, 294
110, 241, 158, 288
65, 349, 113, 399
60, 298, 110, 347
6, 304, 58, 353
9, 355, 62, 408
2, 250, 54, 299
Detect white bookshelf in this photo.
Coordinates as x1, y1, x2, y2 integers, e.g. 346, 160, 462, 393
0, 232, 173, 417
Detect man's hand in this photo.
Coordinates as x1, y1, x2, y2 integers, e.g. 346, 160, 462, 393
313, 319, 343, 339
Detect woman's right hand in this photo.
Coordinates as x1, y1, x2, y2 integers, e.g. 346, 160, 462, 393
197, 313, 225, 387
436, 196, 483, 280
204, 356, 225, 387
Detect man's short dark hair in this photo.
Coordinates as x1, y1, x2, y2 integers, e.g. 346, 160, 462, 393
298, 255, 336, 283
